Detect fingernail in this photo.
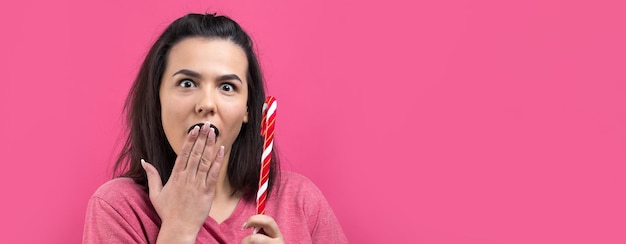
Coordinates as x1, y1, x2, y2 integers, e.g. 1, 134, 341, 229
140, 159, 146, 169
219, 146, 225, 156
242, 222, 247, 230
209, 127, 216, 142
190, 125, 200, 136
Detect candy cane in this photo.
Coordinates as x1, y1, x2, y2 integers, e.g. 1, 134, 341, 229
254, 96, 276, 234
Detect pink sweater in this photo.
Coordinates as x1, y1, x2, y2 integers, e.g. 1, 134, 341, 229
83, 171, 348, 243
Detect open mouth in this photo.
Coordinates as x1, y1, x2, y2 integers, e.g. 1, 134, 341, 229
187, 123, 219, 138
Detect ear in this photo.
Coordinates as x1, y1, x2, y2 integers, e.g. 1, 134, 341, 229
243, 107, 249, 123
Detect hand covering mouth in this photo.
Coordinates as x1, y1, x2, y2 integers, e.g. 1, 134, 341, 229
187, 123, 219, 138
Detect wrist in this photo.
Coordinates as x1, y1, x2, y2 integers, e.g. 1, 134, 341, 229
157, 221, 200, 244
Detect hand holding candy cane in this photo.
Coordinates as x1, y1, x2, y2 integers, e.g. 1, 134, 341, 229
242, 215, 284, 243
242, 96, 284, 243
255, 96, 276, 234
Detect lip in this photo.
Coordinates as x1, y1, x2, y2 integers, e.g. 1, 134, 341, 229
187, 123, 219, 138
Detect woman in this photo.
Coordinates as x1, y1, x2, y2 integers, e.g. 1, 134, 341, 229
83, 13, 347, 243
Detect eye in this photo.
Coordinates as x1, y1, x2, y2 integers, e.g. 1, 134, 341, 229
219, 83, 236, 92
178, 79, 197, 88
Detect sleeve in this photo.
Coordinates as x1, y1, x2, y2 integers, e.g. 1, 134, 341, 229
304, 180, 349, 243
82, 196, 146, 244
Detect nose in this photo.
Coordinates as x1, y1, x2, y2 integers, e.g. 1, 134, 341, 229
195, 89, 216, 116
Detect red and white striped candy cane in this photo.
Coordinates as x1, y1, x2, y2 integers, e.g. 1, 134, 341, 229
254, 96, 276, 234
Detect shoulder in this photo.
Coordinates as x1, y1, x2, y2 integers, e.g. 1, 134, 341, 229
277, 171, 312, 185
267, 171, 348, 243
84, 178, 159, 243
89, 177, 150, 210
275, 171, 323, 196
92, 177, 147, 199
270, 171, 328, 211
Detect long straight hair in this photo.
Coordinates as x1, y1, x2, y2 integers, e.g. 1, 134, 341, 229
113, 13, 279, 202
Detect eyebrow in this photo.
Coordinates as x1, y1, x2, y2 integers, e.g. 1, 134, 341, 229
173, 69, 202, 78
173, 69, 243, 83
216, 74, 243, 83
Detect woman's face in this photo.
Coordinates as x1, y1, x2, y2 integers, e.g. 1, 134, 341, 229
159, 37, 249, 156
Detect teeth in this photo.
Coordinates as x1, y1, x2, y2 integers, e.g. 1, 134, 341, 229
187, 123, 219, 138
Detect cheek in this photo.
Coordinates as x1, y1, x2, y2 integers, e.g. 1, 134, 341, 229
221, 120, 245, 151
160, 99, 186, 153
221, 104, 248, 145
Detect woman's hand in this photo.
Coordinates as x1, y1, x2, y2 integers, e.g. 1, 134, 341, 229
241, 215, 285, 244
141, 123, 224, 243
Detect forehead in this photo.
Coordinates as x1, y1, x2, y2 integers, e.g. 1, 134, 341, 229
165, 37, 248, 78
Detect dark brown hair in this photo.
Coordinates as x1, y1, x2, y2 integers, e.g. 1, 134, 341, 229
113, 13, 279, 202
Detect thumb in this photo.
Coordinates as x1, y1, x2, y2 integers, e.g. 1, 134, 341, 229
141, 159, 163, 199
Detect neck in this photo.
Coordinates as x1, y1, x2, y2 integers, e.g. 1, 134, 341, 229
209, 150, 242, 223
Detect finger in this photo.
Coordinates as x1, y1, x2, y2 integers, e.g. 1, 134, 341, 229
186, 122, 211, 174
197, 127, 218, 176
205, 145, 224, 187
172, 125, 200, 172
241, 234, 272, 244
141, 159, 163, 201
243, 215, 283, 239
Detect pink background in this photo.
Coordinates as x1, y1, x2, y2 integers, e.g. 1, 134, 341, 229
1, 0, 625, 243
